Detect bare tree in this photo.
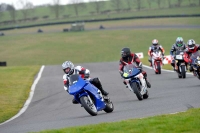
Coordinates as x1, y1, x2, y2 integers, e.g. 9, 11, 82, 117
155, 0, 162, 9
111, 0, 123, 13
18, 0, 34, 20
89, 0, 105, 14
125, 0, 132, 9
70, 0, 85, 17
167, 0, 172, 8
177, 0, 183, 7
8, 3, 17, 23
0, 11, 4, 21
50, 0, 64, 19
147, 0, 154, 9
134, 0, 142, 11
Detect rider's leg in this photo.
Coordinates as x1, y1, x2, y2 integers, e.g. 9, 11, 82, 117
90, 78, 109, 96
142, 71, 151, 88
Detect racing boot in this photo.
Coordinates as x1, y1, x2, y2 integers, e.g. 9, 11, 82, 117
99, 86, 109, 96
145, 78, 151, 88
72, 98, 78, 104
142, 72, 151, 88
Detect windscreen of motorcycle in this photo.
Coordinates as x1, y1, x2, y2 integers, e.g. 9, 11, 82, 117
123, 64, 140, 79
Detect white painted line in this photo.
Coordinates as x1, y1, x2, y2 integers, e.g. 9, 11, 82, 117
0, 65, 45, 126
143, 65, 193, 75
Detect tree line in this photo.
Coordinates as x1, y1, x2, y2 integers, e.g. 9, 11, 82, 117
0, 0, 200, 24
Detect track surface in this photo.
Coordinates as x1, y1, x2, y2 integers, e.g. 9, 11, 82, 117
0, 61, 200, 133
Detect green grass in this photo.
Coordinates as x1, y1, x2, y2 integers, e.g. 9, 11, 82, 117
1, 20, 200, 66
32, 108, 200, 133
0, 0, 200, 29
0, 66, 41, 123
0, 17, 199, 131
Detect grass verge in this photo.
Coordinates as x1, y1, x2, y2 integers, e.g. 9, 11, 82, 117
32, 108, 200, 133
0, 65, 41, 123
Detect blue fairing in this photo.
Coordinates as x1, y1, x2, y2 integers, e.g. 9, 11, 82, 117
68, 75, 105, 111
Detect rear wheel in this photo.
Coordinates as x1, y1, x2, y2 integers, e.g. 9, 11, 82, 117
157, 62, 161, 74
131, 82, 143, 101
80, 96, 97, 116
103, 97, 114, 113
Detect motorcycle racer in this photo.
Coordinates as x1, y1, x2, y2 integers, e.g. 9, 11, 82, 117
148, 39, 165, 67
62, 61, 109, 104
170, 37, 187, 71
185, 39, 200, 75
119, 47, 151, 89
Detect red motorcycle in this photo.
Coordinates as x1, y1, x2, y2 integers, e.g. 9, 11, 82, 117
151, 49, 164, 74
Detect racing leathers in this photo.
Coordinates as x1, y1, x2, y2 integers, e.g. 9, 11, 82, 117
63, 66, 109, 103
119, 53, 151, 88
170, 43, 187, 70
148, 44, 165, 66
184, 45, 200, 75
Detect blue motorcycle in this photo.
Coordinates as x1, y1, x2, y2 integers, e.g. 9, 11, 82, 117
122, 64, 149, 101
68, 74, 114, 116
190, 51, 200, 80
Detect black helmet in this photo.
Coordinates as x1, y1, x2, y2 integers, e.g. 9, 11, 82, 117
121, 47, 131, 58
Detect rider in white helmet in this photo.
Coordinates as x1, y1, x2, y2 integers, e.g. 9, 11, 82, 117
148, 39, 165, 67
62, 61, 109, 104
185, 39, 200, 76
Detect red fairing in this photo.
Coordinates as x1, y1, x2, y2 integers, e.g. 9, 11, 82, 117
184, 52, 192, 63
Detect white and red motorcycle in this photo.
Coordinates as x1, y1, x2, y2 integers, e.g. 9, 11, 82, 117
151, 49, 164, 74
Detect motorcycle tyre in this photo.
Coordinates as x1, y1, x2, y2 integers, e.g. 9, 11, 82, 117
80, 96, 98, 116
143, 90, 149, 99
181, 65, 186, 79
131, 82, 143, 101
103, 98, 114, 113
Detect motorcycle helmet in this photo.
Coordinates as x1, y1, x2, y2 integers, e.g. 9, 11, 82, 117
121, 47, 131, 58
187, 39, 196, 50
62, 61, 75, 75
176, 37, 183, 47
152, 39, 158, 46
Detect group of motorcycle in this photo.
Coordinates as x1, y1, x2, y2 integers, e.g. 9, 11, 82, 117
150, 49, 200, 80
66, 49, 199, 116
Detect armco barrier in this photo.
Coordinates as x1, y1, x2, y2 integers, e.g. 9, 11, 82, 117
0, 14, 200, 31
0, 62, 7, 66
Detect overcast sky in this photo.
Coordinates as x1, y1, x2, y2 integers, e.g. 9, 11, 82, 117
0, 0, 91, 9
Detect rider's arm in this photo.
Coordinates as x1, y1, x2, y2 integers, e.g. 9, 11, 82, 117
148, 47, 152, 56
159, 45, 165, 55
119, 60, 124, 75
63, 74, 69, 92
133, 53, 141, 66
75, 66, 86, 78
170, 45, 175, 56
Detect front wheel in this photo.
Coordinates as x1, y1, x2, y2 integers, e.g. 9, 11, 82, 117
181, 65, 186, 79
80, 96, 98, 116
103, 97, 114, 113
157, 62, 161, 74
131, 82, 143, 101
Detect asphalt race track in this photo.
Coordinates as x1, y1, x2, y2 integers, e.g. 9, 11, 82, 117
0, 61, 200, 133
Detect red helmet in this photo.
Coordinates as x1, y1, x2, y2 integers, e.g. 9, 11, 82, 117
152, 39, 158, 46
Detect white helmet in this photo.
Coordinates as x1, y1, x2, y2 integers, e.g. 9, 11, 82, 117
187, 39, 196, 49
62, 61, 74, 75
152, 39, 158, 46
